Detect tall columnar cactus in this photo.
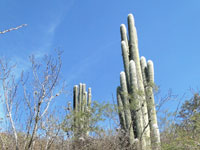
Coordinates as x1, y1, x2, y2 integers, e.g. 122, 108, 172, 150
73, 83, 92, 138
117, 14, 161, 150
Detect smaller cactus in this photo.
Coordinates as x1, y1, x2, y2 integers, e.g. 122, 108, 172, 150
73, 83, 92, 138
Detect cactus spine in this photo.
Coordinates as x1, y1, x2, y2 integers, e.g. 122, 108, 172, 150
117, 14, 161, 150
73, 83, 92, 138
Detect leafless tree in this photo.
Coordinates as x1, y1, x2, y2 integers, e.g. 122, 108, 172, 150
21, 52, 63, 150
0, 51, 64, 150
0, 59, 19, 150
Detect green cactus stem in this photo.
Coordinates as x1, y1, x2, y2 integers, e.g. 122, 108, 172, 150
73, 83, 92, 138
129, 60, 146, 150
117, 86, 126, 131
120, 71, 135, 145
128, 14, 151, 148
147, 60, 161, 150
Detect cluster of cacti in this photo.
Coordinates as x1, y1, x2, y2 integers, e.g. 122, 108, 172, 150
116, 14, 161, 150
73, 83, 92, 138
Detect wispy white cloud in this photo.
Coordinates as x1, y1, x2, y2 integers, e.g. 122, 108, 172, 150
0, 1, 75, 120
66, 40, 118, 85
12, 1, 74, 77
10, 20, 60, 80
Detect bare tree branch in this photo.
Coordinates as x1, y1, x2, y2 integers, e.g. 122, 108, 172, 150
0, 24, 27, 34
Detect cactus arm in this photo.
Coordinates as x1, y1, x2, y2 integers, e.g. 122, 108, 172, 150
121, 41, 130, 90
82, 84, 86, 112
120, 24, 129, 48
120, 72, 135, 145
86, 88, 92, 136
84, 92, 87, 111
140, 56, 148, 88
129, 60, 147, 150
128, 14, 151, 148
127, 14, 138, 61
117, 86, 126, 131
78, 83, 83, 112
146, 60, 161, 150
147, 61, 154, 83
73, 85, 79, 135
83, 91, 87, 134
73, 85, 79, 112
87, 88, 92, 108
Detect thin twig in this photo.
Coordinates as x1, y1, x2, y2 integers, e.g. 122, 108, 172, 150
0, 24, 27, 34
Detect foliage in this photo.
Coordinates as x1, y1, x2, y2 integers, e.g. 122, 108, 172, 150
62, 101, 115, 138
161, 92, 200, 150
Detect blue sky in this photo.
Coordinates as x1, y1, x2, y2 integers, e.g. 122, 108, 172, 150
1, 0, 200, 114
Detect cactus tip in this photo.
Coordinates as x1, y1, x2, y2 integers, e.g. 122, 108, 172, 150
128, 13, 135, 25
140, 56, 147, 68
120, 71, 125, 76
147, 60, 153, 65
140, 56, 147, 64
129, 60, 136, 69
129, 60, 134, 64
120, 24, 126, 28
128, 13, 134, 17
121, 40, 126, 45
140, 56, 146, 60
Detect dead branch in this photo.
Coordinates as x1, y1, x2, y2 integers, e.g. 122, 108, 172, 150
0, 24, 27, 34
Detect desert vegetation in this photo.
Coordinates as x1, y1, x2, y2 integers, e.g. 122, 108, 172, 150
0, 14, 199, 150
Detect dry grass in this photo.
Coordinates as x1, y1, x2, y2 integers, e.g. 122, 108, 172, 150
0, 131, 139, 150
